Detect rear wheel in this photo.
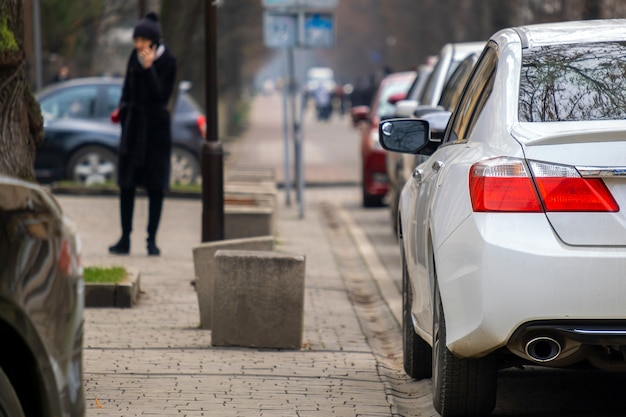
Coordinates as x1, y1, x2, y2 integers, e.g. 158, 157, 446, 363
432, 279, 497, 417
67, 146, 117, 185
0, 368, 25, 417
170, 147, 200, 186
362, 187, 383, 207
401, 244, 432, 378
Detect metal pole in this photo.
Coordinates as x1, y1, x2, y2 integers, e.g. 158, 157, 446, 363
287, 47, 300, 203
296, 58, 305, 219
282, 48, 291, 206
33, 0, 42, 91
201, 0, 224, 242
138, 0, 146, 17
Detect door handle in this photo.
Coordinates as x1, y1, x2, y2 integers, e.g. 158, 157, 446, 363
432, 160, 444, 172
412, 168, 423, 183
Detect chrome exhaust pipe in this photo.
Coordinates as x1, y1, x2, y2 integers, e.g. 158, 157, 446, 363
525, 337, 562, 363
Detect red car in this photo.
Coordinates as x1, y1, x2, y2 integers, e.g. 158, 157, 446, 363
352, 71, 416, 206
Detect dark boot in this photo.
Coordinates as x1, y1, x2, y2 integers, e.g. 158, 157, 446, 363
109, 188, 135, 255
146, 189, 164, 256
109, 236, 130, 255
146, 238, 160, 256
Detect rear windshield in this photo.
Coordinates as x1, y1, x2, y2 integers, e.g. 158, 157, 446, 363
519, 41, 626, 122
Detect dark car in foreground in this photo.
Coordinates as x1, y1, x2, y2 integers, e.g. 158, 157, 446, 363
0, 175, 84, 416
35, 77, 205, 186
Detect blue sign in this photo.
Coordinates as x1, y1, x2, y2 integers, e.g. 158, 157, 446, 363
302, 13, 334, 48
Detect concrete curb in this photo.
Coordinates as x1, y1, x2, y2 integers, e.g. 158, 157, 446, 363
84, 270, 141, 308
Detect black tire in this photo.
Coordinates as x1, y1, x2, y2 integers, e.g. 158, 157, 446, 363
362, 171, 384, 207
390, 184, 400, 236
0, 368, 25, 417
67, 145, 117, 185
401, 244, 432, 379
170, 147, 200, 186
362, 187, 382, 207
432, 279, 497, 417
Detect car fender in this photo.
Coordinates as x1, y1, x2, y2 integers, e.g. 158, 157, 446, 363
0, 301, 63, 416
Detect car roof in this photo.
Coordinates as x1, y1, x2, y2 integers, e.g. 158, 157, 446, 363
506, 19, 626, 49
449, 41, 486, 58
37, 76, 122, 97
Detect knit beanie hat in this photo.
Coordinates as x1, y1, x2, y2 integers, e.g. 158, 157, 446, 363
133, 12, 161, 44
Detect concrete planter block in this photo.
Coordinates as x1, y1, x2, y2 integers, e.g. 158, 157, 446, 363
224, 205, 274, 240
212, 250, 305, 349
224, 193, 275, 209
84, 271, 141, 308
226, 166, 275, 182
224, 183, 277, 202
192, 236, 275, 329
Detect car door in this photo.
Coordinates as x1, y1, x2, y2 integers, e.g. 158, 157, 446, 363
409, 44, 499, 334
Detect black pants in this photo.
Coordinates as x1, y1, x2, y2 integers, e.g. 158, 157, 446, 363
119, 187, 164, 242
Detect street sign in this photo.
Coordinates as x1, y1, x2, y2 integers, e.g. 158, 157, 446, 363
263, 12, 298, 48
262, 0, 298, 7
301, 12, 334, 48
262, 0, 338, 9
302, 0, 338, 8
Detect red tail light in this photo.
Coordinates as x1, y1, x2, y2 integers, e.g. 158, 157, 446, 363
469, 158, 619, 213
196, 115, 206, 139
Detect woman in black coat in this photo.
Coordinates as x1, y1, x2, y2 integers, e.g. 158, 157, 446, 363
109, 12, 176, 256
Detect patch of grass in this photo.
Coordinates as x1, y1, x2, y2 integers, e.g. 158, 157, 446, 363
83, 266, 127, 284
56, 180, 201, 194
57, 180, 116, 189
169, 183, 201, 193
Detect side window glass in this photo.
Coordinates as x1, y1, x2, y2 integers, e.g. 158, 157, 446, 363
105, 86, 122, 115
465, 67, 496, 138
446, 45, 498, 143
419, 57, 445, 106
40, 86, 98, 120
438, 54, 477, 111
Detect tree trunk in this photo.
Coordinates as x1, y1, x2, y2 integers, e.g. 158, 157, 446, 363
0, 0, 43, 181
160, 0, 203, 112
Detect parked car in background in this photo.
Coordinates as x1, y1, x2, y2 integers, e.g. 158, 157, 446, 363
351, 70, 415, 207
393, 61, 435, 118
304, 66, 337, 95
380, 19, 626, 416
0, 175, 84, 416
35, 77, 205, 186
387, 51, 481, 235
386, 63, 434, 217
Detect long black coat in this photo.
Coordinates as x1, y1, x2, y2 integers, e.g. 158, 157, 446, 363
118, 46, 176, 190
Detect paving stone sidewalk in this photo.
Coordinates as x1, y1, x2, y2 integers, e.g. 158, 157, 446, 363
62, 94, 405, 416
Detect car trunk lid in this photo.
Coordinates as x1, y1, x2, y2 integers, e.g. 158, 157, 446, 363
513, 121, 626, 246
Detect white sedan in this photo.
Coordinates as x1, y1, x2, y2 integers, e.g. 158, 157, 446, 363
379, 19, 626, 417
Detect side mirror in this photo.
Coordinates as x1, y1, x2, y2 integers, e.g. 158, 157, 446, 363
420, 110, 452, 142
350, 105, 370, 127
394, 99, 418, 118
387, 92, 407, 105
378, 118, 430, 154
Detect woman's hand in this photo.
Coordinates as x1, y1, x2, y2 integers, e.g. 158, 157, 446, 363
139, 45, 156, 68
